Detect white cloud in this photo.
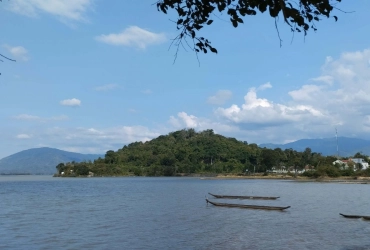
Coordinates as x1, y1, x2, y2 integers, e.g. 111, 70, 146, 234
7, 0, 93, 21
169, 112, 237, 134
6, 48, 370, 155
94, 84, 120, 91
13, 114, 68, 122
195, 48, 370, 143
16, 134, 32, 139
39, 125, 161, 154
310, 75, 333, 85
3, 45, 29, 61
96, 26, 167, 49
215, 88, 324, 127
288, 85, 325, 103
257, 82, 272, 91
207, 90, 232, 105
60, 98, 81, 107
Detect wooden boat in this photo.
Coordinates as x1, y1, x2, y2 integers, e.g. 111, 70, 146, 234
339, 213, 363, 219
206, 198, 290, 211
208, 193, 279, 200
362, 216, 370, 220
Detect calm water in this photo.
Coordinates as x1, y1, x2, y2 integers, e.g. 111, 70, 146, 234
1, 176, 370, 250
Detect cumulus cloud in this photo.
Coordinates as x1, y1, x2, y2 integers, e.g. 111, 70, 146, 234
60, 98, 81, 107
207, 90, 232, 105
215, 88, 324, 127
94, 84, 120, 91
7, 48, 370, 155
3, 45, 29, 61
189, 48, 370, 144
96, 26, 167, 49
7, 0, 93, 22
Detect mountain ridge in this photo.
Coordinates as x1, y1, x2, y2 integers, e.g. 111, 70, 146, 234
0, 147, 103, 175
259, 137, 370, 157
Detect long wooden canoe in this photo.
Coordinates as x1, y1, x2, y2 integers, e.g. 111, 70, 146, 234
206, 198, 290, 211
339, 213, 363, 219
208, 193, 279, 200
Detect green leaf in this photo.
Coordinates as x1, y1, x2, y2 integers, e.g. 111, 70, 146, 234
206, 20, 213, 25
231, 19, 238, 28
210, 47, 218, 54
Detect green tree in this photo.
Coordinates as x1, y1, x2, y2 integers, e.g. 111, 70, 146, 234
156, 0, 342, 54
74, 164, 90, 176
105, 150, 117, 164
261, 148, 278, 171
56, 163, 65, 174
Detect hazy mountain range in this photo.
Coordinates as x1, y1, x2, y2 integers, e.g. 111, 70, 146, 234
0, 147, 103, 175
259, 137, 370, 157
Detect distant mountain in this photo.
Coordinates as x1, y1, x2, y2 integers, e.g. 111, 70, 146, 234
259, 137, 370, 157
0, 147, 103, 175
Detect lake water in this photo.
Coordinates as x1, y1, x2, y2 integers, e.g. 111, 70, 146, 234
1, 176, 370, 250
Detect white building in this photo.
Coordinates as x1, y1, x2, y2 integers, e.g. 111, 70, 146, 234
351, 158, 369, 170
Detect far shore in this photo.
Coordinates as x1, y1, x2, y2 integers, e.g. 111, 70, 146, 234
52, 173, 370, 183
204, 174, 370, 184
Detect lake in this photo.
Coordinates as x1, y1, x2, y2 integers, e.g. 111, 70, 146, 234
1, 176, 370, 250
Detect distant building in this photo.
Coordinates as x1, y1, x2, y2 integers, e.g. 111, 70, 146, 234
351, 158, 369, 170
333, 158, 368, 170
333, 159, 352, 170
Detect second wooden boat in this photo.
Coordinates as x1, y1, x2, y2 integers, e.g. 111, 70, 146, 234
339, 213, 363, 219
362, 216, 370, 220
206, 198, 290, 211
208, 192, 279, 200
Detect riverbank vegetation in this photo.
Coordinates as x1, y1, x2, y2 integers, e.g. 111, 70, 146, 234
54, 129, 370, 178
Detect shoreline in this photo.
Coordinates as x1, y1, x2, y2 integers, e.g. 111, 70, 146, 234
52, 173, 370, 183
207, 174, 370, 184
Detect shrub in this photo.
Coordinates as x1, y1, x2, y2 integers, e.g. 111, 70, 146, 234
316, 165, 340, 177
302, 171, 320, 178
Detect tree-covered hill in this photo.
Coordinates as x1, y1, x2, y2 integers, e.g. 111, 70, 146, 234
56, 129, 369, 177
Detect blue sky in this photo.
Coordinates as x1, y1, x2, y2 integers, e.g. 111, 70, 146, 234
1, 0, 370, 158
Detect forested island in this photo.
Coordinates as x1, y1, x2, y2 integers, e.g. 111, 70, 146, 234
54, 129, 370, 178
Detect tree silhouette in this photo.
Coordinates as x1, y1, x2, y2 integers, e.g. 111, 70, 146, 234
156, 0, 344, 57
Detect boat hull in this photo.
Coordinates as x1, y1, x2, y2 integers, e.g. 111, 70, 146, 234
340, 213, 364, 219
208, 193, 279, 200
206, 198, 290, 211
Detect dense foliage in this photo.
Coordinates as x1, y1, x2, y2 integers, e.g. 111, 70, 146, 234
55, 129, 370, 178
156, 0, 342, 54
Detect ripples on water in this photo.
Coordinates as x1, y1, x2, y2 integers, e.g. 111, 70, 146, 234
1, 176, 370, 250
